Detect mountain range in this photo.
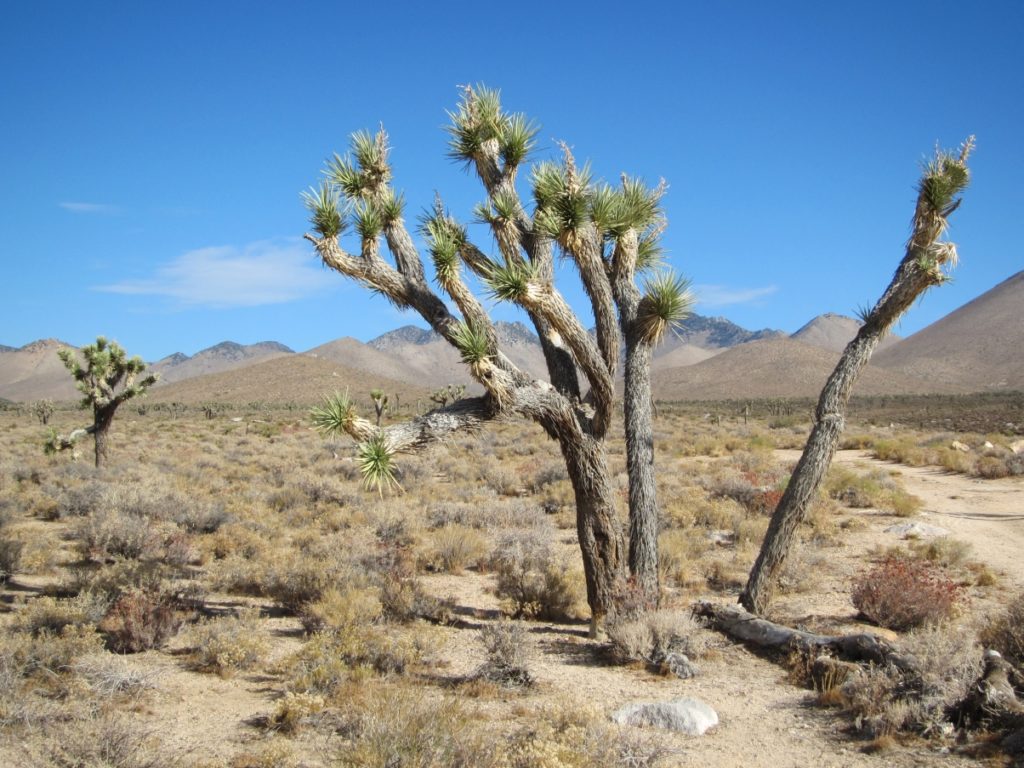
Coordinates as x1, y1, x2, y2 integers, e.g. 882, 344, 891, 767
2, 270, 1021, 404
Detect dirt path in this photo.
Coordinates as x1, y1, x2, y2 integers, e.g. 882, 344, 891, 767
825, 449, 1024, 587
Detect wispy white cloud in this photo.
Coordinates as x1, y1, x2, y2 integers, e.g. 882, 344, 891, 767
96, 239, 334, 308
693, 284, 778, 307
59, 201, 122, 214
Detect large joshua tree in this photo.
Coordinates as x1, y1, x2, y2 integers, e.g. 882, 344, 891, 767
740, 137, 975, 615
50, 336, 158, 468
304, 86, 691, 634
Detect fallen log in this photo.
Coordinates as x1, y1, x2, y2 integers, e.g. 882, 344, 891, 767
693, 601, 918, 672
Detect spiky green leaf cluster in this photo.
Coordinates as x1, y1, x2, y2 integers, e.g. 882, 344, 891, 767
451, 320, 491, 366
421, 211, 467, 285
483, 261, 537, 303
919, 140, 972, 218
301, 184, 344, 238
353, 201, 384, 242
635, 231, 665, 271
474, 189, 521, 227
324, 129, 393, 202
358, 434, 400, 496
636, 272, 694, 345
447, 85, 538, 169
310, 391, 356, 438
532, 161, 593, 240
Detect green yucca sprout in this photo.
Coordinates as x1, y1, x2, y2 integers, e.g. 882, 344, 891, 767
451, 320, 491, 366
530, 161, 566, 209
618, 177, 663, 231
325, 153, 364, 200
588, 185, 623, 235
353, 201, 384, 242
301, 184, 344, 238
310, 390, 356, 438
358, 434, 401, 496
484, 261, 536, 303
635, 231, 665, 271
446, 85, 504, 165
919, 138, 973, 218
421, 211, 467, 285
500, 113, 539, 167
531, 160, 593, 242
637, 272, 694, 345
378, 188, 405, 225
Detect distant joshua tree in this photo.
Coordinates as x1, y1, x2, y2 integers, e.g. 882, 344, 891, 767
740, 137, 975, 615
369, 389, 389, 426
305, 86, 691, 633
29, 399, 54, 426
48, 336, 158, 468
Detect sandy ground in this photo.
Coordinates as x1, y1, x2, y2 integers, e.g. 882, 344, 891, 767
3, 450, 1021, 767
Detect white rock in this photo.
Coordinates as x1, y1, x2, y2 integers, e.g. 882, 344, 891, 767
1010, 439, 1024, 455
611, 697, 718, 735
950, 440, 970, 453
885, 522, 950, 538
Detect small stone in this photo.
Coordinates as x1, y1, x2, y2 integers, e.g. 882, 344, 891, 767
885, 522, 950, 538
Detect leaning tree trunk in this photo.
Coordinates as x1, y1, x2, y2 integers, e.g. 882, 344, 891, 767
559, 433, 624, 637
740, 137, 973, 615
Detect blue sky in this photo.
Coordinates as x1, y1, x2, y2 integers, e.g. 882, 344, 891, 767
2, 1, 1021, 361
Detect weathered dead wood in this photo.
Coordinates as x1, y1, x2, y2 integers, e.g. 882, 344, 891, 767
951, 650, 1024, 730
694, 601, 917, 672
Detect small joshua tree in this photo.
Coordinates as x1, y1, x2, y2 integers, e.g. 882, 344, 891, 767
50, 336, 158, 468
30, 399, 55, 425
369, 388, 389, 426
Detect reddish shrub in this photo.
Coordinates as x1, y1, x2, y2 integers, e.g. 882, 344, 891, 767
851, 558, 963, 631
99, 589, 182, 652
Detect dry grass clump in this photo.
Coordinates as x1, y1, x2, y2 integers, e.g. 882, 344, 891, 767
870, 434, 1024, 478
825, 465, 922, 517
423, 524, 488, 574
606, 609, 709, 674
99, 588, 184, 653
73, 653, 164, 697
851, 557, 965, 631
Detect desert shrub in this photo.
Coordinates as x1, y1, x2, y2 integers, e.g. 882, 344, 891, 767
54, 481, 107, 519
190, 607, 268, 676
910, 537, 972, 569
15, 592, 109, 636
607, 609, 708, 673
263, 550, 358, 614
74, 508, 159, 562
269, 691, 328, 734
980, 591, 1024, 668
423, 525, 487, 574
40, 711, 162, 768
1, 624, 104, 680
475, 621, 532, 687
287, 627, 425, 694
975, 455, 1011, 479
173, 500, 230, 533
299, 586, 381, 635
333, 687, 492, 768
851, 558, 964, 631
491, 532, 585, 621
0, 535, 24, 582
162, 530, 202, 566
99, 589, 183, 653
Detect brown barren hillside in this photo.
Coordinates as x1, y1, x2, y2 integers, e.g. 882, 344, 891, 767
652, 337, 961, 401
791, 313, 901, 353
150, 341, 294, 384
147, 354, 430, 406
874, 271, 1024, 391
0, 339, 79, 401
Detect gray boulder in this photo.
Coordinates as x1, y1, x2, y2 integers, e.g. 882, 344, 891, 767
611, 697, 718, 735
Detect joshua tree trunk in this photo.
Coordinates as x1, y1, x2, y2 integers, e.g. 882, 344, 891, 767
560, 433, 623, 634
92, 408, 115, 468
740, 137, 974, 615
622, 337, 659, 606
